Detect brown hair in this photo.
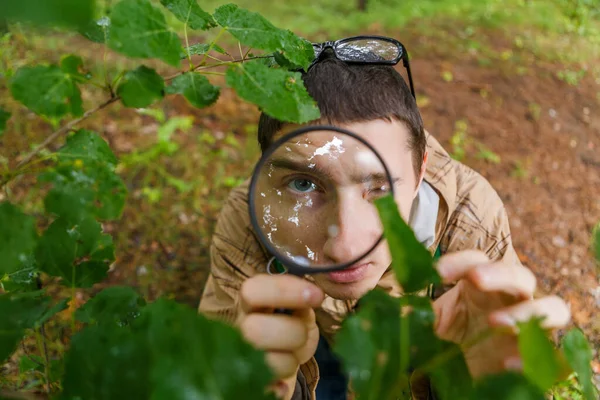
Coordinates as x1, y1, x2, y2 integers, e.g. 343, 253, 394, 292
257, 51, 426, 178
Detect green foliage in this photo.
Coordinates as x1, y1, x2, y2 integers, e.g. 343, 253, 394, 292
374, 195, 441, 292
213, 3, 314, 69
0, 108, 10, 136
9, 64, 84, 119
117, 66, 165, 108
166, 72, 220, 108
183, 43, 228, 57
79, 16, 110, 43
108, 0, 181, 67
562, 329, 597, 400
0, 0, 95, 29
0, 202, 38, 276
62, 298, 276, 400
517, 318, 563, 391
0, 291, 50, 363
226, 61, 319, 123
75, 286, 146, 326
592, 222, 600, 262
470, 373, 545, 399
160, 0, 216, 30
41, 129, 126, 222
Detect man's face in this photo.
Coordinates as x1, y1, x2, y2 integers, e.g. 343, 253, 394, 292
257, 119, 425, 300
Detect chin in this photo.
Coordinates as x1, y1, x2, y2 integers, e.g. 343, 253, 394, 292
313, 274, 380, 301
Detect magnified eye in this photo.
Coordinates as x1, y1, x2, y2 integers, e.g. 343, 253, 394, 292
288, 178, 317, 193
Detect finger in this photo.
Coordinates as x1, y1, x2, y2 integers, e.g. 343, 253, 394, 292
265, 352, 300, 380
489, 296, 571, 329
436, 250, 491, 283
241, 274, 325, 312
466, 262, 536, 300
241, 313, 307, 351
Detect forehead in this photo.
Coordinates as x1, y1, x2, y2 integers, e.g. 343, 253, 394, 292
273, 119, 414, 180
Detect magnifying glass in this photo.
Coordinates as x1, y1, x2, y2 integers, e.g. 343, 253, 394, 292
248, 125, 396, 284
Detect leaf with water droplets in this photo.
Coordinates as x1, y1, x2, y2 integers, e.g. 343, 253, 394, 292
160, 0, 216, 30
76, 286, 146, 327
0, 202, 38, 276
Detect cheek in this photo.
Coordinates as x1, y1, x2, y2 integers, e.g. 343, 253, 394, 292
393, 186, 416, 221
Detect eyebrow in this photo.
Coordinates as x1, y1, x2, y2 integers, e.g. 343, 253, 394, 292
266, 157, 403, 186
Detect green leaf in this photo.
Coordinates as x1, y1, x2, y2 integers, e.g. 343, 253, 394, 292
79, 16, 110, 43
108, 0, 181, 67
117, 66, 165, 108
9, 64, 83, 119
0, 0, 95, 29
375, 195, 441, 292
0, 291, 50, 363
226, 61, 319, 123
0, 202, 38, 276
59, 54, 88, 81
42, 130, 126, 222
160, 0, 216, 30
213, 3, 313, 69
470, 372, 545, 400
166, 72, 220, 108
61, 323, 152, 400
35, 217, 112, 288
517, 317, 562, 391
182, 43, 227, 59
62, 298, 276, 399
1, 255, 38, 293
75, 286, 146, 327
592, 222, 599, 262
333, 290, 472, 400
562, 328, 597, 400
0, 108, 10, 135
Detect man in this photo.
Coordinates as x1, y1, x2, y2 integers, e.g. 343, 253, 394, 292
198, 36, 571, 400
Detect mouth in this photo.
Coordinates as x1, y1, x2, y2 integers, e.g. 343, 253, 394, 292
326, 262, 370, 284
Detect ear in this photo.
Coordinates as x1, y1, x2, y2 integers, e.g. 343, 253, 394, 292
413, 150, 428, 199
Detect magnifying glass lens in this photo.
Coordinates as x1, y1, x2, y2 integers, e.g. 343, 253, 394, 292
250, 127, 394, 273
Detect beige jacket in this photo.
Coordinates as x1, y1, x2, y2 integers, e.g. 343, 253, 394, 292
197, 131, 521, 399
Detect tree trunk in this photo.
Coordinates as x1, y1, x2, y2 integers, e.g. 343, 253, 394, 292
358, 0, 367, 12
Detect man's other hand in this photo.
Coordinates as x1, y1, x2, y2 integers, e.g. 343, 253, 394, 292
432, 250, 571, 378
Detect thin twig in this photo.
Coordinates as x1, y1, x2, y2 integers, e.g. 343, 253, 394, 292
163, 55, 273, 81
14, 96, 120, 170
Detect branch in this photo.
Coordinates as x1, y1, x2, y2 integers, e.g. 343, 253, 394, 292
15, 96, 120, 170
164, 55, 273, 81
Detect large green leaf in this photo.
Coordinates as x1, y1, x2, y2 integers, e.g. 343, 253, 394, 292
561, 328, 597, 400
62, 298, 276, 399
160, 0, 216, 30
470, 372, 545, 400
9, 65, 83, 119
517, 317, 562, 391
108, 0, 181, 67
333, 290, 472, 400
41, 130, 126, 222
166, 72, 220, 108
0, 108, 10, 136
35, 217, 112, 288
0, 291, 50, 363
0, 202, 38, 276
0, 0, 95, 29
226, 61, 319, 123
117, 66, 165, 108
61, 323, 152, 400
375, 195, 441, 293
181, 43, 227, 59
213, 3, 313, 69
76, 286, 146, 327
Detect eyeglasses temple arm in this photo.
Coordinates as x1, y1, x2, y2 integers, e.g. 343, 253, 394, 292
403, 55, 416, 99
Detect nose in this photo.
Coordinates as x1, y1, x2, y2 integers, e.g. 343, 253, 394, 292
322, 189, 382, 265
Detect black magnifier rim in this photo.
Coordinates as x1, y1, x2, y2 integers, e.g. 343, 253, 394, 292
248, 124, 396, 275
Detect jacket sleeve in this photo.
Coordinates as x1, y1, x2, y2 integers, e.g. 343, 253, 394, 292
198, 181, 267, 325
439, 161, 522, 267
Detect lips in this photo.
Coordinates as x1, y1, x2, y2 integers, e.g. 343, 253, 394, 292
327, 263, 369, 283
